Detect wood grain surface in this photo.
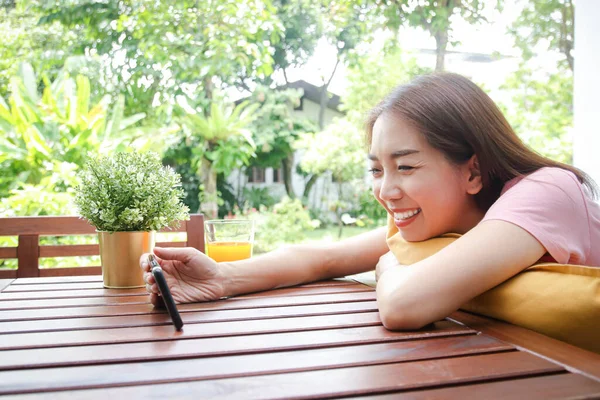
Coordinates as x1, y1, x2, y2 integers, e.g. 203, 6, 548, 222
1, 276, 599, 399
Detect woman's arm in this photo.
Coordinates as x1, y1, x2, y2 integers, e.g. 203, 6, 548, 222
221, 226, 389, 297
376, 220, 546, 330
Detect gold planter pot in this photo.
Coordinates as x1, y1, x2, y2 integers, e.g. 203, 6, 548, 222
98, 231, 155, 289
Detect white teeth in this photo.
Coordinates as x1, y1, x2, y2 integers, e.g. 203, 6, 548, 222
394, 208, 421, 220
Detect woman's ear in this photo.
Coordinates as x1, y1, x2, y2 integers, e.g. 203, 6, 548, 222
465, 155, 483, 195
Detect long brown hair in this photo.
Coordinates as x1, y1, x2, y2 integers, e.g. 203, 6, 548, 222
366, 73, 597, 210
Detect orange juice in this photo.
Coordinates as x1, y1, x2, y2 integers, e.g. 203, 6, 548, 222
206, 241, 252, 262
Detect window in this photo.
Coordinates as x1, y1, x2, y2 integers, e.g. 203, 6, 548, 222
272, 168, 283, 183
294, 96, 304, 111
247, 167, 265, 183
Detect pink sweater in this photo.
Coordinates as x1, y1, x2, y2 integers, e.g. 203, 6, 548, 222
481, 167, 600, 266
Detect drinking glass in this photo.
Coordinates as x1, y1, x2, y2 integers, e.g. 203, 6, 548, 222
204, 220, 255, 262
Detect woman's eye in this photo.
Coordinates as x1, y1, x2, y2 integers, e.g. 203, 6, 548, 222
368, 168, 382, 176
398, 165, 414, 171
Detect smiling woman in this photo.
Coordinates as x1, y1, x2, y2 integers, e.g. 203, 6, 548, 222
136, 73, 600, 351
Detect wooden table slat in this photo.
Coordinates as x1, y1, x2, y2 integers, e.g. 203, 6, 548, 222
2, 275, 599, 398
0, 288, 148, 299
449, 311, 600, 383
0, 335, 513, 396
3, 281, 106, 291
2, 278, 357, 292
0, 301, 380, 334
0, 283, 371, 301
365, 373, 600, 400
0, 290, 377, 318
0, 322, 474, 371
1, 311, 387, 350
11, 275, 103, 285
2, 352, 565, 400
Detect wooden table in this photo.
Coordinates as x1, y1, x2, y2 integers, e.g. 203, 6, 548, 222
0, 276, 599, 399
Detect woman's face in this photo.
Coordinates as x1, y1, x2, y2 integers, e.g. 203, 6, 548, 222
369, 112, 483, 241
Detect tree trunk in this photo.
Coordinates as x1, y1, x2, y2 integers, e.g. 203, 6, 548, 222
434, 29, 448, 72
337, 182, 344, 239
562, 0, 574, 72
199, 158, 218, 219
198, 75, 217, 219
204, 76, 214, 109
282, 156, 296, 198
318, 58, 340, 130
302, 174, 318, 199
283, 68, 289, 85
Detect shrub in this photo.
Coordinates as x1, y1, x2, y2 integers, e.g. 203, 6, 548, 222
231, 197, 319, 253
74, 152, 189, 232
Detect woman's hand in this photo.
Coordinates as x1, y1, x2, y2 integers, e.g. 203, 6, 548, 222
140, 247, 226, 307
376, 251, 404, 282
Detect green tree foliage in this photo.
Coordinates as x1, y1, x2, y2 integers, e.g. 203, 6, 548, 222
341, 48, 429, 125
296, 118, 366, 236
296, 0, 374, 199
374, 0, 489, 71
33, 0, 282, 115
500, 67, 573, 164
248, 86, 316, 198
0, 63, 146, 196
233, 197, 318, 253
269, 0, 323, 84
508, 0, 573, 70
501, 0, 574, 162
177, 96, 260, 218
0, 2, 84, 99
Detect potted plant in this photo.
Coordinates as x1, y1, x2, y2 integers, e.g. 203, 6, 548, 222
74, 152, 189, 288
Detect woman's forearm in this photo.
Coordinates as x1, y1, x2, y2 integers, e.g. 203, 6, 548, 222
219, 227, 389, 297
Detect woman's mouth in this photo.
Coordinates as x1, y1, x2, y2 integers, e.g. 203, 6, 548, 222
393, 208, 421, 228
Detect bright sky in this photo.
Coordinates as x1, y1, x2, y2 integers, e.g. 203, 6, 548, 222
282, 1, 525, 96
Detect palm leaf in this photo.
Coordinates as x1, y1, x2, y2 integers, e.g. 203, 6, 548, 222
18, 62, 39, 104
119, 112, 146, 130
76, 75, 90, 120
103, 95, 124, 141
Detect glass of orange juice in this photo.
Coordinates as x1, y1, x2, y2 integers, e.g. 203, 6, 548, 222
205, 220, 255, 262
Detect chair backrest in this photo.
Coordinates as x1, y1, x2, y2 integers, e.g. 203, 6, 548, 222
0, 214, 204, 278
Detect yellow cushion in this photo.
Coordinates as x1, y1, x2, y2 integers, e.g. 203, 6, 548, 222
386, 217, 600, 353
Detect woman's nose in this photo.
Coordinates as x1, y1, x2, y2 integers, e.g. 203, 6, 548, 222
377, 175, 403, 201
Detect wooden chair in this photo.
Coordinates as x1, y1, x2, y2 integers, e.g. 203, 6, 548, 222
0, 214, 205, 279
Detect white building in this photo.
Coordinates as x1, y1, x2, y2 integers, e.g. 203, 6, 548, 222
226, 80, 346, 211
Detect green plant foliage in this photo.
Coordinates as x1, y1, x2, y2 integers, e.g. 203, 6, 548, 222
33, 0, 282, 115
183, 99, 259, 174
242, 187, 278, 210
499, 66, 573, 163
162, 137, 202, 213
176, 95, 260, 217
0, 63, 148, 196
232, 197, 318, 253
74, 152, 189, 232
249, 86, 316, 168
500, 0, 575, 163
354, 186, 388, 227
0, 3, 84, 99
297, 118, 365, 183
268, 0, 322, 82
508, 0, 573, 71
341, 48, 429, 126
0, 180, 76, 217
374, 0, 490, 71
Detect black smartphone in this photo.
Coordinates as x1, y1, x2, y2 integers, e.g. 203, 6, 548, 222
148, 254, 184, 331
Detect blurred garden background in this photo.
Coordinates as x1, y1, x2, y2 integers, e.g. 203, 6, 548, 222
0, 0, 575, 266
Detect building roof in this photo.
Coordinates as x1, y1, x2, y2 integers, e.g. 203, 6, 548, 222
284, 80, 343, 113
